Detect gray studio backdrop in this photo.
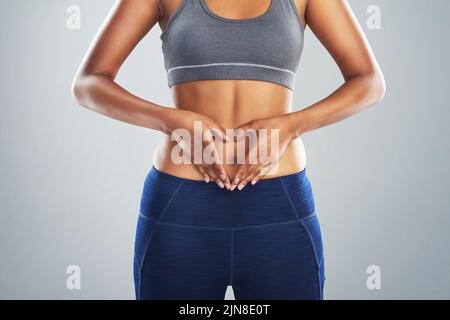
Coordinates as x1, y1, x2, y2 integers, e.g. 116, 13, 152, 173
1, 0, 449, 299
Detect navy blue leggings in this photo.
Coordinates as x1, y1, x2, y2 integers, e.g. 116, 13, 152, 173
134, 166, 325, 300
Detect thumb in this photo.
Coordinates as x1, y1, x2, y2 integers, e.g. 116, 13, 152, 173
208, 124, 231, 142
234, 124, 251, 141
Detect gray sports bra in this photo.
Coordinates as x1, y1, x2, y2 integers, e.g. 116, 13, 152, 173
160, 0, 304, 91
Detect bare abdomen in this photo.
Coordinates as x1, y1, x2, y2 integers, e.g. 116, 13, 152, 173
154, 79, 307, 180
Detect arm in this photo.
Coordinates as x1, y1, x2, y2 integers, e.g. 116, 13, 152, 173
231, 0, 386, 190
72, 0, 231, 187
71, 0, 172, 132
288, 0, 386, 137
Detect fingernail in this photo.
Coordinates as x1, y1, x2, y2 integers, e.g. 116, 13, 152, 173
205, 176, 210, 183
237, 183, 245, 190
251, 179, 257, 185
230, 185, 236, 191
225, 182, 230, 190
218, 181, 224, 188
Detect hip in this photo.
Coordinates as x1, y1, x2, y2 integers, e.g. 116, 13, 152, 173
139, 164, 315, 229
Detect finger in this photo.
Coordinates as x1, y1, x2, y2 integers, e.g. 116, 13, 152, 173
209, 125, 230, 142
217, 166, 231, 190
204, 165, 225, 189
230, 164, 251, 191
230, 133, 259, 190
237, 165, 261, 190
234, 127, 247, 141
231, 164, 247, 191
206, 142, 229, 184
203, 165, 218, 182
201, 142, 227, 189
246, 166, 263, 186
207, 147, 227, 183
195, 164, 210, 183
203, 141, 224, 176
250, 165, 272, 185
213, 164, 230, 190
213, 161, 227, 181
235, 126, 259, 142
215, 177, 225, 189
232, 141, 258, 186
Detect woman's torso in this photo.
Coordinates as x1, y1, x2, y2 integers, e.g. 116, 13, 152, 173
154, 0, 307, 180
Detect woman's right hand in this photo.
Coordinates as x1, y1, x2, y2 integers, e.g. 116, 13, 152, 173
160, 108, 232, 189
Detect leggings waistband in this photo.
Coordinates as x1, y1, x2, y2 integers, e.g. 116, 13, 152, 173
139, 165, 315, 228
149, 165, 307, 188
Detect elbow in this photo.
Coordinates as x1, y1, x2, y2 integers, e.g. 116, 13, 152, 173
371, 70, 386, 103
347, 67, 387, 107
71, 73, 87, 107
350, 69, 386, 106
71, 71, 114, 108
363, 68, 386, 105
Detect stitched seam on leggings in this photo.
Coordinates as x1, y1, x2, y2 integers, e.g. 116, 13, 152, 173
230, 229, 234, 286
157, 180, 186, 220
139, 213, 302, 230
280, 179, 300, 220
138, 179, 185, 268
137, 179, 185, 299
133, 255, 141, 300
299, 216, 322, 300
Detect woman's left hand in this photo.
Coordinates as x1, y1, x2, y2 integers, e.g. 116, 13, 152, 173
230, 114, 298, 191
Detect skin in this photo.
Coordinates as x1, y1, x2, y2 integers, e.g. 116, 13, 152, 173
72, 0, 386, 191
